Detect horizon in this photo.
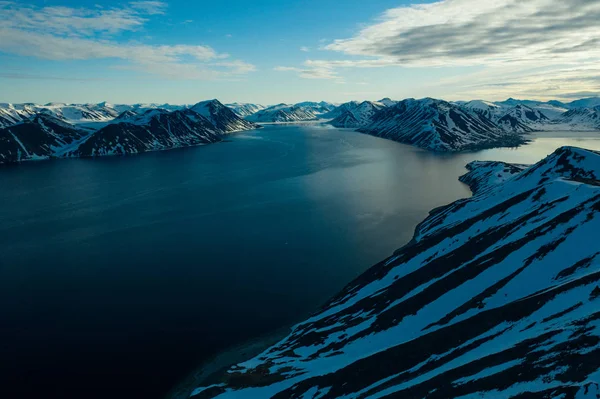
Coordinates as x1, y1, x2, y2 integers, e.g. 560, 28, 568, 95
2, 0, 599, 105
2, 95, 600, 107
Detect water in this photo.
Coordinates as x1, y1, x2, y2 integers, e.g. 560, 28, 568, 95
1, 125, 598, 399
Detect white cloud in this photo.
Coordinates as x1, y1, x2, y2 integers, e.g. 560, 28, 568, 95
300, 46, 310, 52
0, 1, 255, 80
282, 0, 600, 98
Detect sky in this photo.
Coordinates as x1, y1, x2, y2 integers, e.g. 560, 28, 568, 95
1, 0, 599, 105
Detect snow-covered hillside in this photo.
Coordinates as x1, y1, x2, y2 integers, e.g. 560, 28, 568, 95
245, 104, 320, 123
359, 98, 525, 152
191, 100, 257, 132
549, 107, 600, 131
0, 114, 89, 163
329, 101, 387, 128
225, 103, 266, 118
187, 146, 600, 399
71, 109, 223, 157
0, 99, 257, 163
496, 104, 550, 133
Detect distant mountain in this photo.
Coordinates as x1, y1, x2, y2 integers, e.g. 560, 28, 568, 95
294, 101, 337, 114
0, 99, 258, 164
461, 100, 505, 121
321, 101, 361, 119
187, 146, 600, 399
549, 107, 600, 131
496, 104, 549, 133
493, 98, 568, 119
225, 103, 266, 117
378, 97, 397, 107
566, 97, 600, 109
190, 99, 257, 132
359, 98, 525, 152
329, 101, 386, 128
245, 104, 319, 123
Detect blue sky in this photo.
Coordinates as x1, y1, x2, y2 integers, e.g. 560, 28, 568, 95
1, 0, 599, 105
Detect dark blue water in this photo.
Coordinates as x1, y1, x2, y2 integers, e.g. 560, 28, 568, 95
6, 125, 591, 399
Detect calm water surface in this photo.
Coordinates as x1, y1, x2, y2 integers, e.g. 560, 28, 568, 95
1, 125, 598, 399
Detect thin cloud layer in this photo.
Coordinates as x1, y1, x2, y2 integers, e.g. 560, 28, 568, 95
0, 1, 255, 80
276, 0, 600, 98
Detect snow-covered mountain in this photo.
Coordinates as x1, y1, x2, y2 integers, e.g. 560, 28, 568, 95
321, 101, 361, 119
377, 97, 397, 107
0, 99, 257, 164
549, 107, 600, 131
191, 99, 257, 132
225, 103, 266, 118
461, 100, 506, 121
566, 97, 600, 109
245, 104, 319, 123
496, 104, 550, 133
71, 109, 223, 157
359, 98, 524, 152
188, 146, 600, 399
329, 101, 387, 128
0, 114, 89, 163
294, 101, 337, 114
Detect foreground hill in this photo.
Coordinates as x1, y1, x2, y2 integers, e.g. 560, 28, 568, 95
359, 98, 525, 152
0, 100, 257, 163
187, 146, 600, 399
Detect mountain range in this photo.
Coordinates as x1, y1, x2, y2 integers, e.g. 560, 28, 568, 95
0, 100, 257, 164
186, 146, 600, 399
1, 96, 599, 163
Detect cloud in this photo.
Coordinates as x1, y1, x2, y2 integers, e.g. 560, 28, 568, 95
0, 1, 255, 80
274, 66, 340, 81
281, 0, 600, 99
300, 46, 310, 52
325, 0, 600, 66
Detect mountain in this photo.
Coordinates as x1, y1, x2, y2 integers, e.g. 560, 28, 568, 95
329, 101, 387, 128
378, 97, 398, 107
190, 99, 258, 132
321, 101, 361, 119
549, 107, 600, 131
245, 104, 320, 123
567, 97, 600, 109
0, 99, 258, 164
461, 100, 505, 121
359, 98, 525, 152
0, 114, 89, 163
496, 104, 550, 133
0, 103, 36, 128
225, 103, 266, 118
187, 146, 600, 399
294, 101, 337, 114
494, 98, 568, 119
72, 109, 223, 157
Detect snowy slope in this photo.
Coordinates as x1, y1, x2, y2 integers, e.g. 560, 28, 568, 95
321, 101, 361, 119
188, 146, 600, 399
191, 99, 257, 132
245, 104, 320, 123
0, 114, 89, 162
225, 103, 266, 117
496, 104, 550, 133
0, 100, 258, 163
329, 101, 387, 128
494, 99, 568, 119
359, 98, 525, 152
548, 108, 600, 131
72, 109, 223, 157
460, 100, 505, 122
